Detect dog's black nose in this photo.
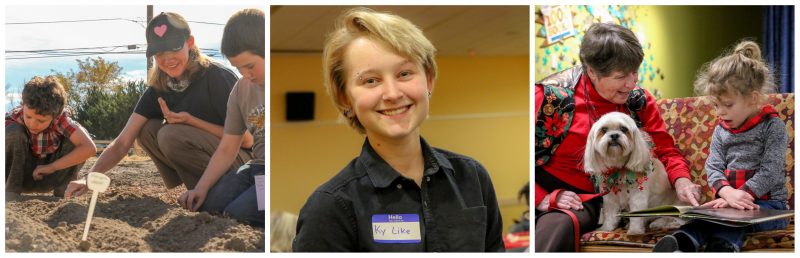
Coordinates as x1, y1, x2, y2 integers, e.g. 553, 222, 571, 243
610, 133, 619, 140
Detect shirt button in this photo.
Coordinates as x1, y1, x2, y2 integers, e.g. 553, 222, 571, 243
396, 184, 402, 189
423, 201, 428, 208
426, 176, 431, 182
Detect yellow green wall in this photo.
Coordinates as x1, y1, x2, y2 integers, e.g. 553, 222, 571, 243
535, 5, 762, 98
271, 54, 530, 235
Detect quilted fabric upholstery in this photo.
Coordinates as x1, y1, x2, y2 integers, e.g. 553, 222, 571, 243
580, 93, 795, 251
582, 224, 795, 250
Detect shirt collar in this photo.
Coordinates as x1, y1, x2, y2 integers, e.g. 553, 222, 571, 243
721, 104, 778, 134
581, 72, 614, 105
360, 136, 454, 188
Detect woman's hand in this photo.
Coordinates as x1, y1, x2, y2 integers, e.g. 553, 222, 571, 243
32, 164, 57, 181
64, 179, 89, 199
700, 198, 729, 209
178, 187, 208, 212
674, 177, 702, 206
718, 186, 759, 210
164, 111, 194, 124
158, 97, 196, 125
535, 191, 583, 212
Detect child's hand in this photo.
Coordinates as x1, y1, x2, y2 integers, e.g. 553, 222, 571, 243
32, 164, 56, 181
178, 188, 208, 212
700, 198, 729, 209
718, 187, 759, 210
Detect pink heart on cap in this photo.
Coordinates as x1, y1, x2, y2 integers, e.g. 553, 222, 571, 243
154, 24, 167, 37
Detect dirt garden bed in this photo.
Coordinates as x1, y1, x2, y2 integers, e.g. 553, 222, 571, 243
6, 157, 265, 252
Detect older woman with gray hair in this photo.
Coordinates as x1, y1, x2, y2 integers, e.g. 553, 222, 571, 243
534, 23, 701, 252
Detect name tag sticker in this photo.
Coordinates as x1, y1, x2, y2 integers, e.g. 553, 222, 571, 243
371, 214, 422, 244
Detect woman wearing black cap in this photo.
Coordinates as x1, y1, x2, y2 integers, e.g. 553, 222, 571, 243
64, 12, 252, 198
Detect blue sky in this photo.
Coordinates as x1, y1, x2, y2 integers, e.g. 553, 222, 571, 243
4, 5, 264, 111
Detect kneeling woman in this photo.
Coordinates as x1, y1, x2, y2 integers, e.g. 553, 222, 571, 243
292, 8, 504, 252
64, 12, 252, 198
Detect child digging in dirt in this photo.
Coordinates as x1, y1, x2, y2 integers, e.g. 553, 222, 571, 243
6, 76, 96, 197
178, 8, 265, 227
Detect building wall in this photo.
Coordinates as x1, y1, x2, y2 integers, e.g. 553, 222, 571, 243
535, 5, 762, 98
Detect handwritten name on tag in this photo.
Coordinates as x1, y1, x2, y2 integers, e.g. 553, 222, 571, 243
371, 214, 422, 244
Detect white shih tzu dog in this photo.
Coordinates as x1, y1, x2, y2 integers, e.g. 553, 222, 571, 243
584, 112, 684, 235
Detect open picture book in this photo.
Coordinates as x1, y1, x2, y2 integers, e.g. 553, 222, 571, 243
620, 205, 795, 227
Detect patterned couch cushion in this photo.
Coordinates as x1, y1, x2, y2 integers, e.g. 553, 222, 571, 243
581, 93, 795, 251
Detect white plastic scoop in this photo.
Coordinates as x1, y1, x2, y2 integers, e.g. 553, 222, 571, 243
81, 172, 110, 241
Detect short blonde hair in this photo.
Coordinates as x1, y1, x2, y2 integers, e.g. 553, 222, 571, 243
694, 40, 776, 101
322, 7, 437, 133
270, 211, 298, 252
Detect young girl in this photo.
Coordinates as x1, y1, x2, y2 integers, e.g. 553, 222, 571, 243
653, 41, 789, 252
65, 12, 252, 198
292, 8, 504, 252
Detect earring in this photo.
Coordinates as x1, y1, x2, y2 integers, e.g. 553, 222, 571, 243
428, 91, 432, 97
343, 109, 353, 118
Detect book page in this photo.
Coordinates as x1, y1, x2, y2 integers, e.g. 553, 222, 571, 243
687, 208, 793, 224
621, 205, 694, 217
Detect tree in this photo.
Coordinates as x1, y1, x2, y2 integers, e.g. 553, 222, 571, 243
54, 57, 147, 140
6, 83, 21, 109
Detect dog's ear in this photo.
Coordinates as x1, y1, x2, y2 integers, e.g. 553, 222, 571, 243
584, 123, 603, 174
626, 127, 652, 172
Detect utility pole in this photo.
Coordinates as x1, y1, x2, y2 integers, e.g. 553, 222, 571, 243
146, 5, 153, 81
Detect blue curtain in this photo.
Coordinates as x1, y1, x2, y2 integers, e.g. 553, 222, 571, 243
763, 6, 794, 93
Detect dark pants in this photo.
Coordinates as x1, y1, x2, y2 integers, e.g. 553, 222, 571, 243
534, 166, 602, 252
673, 200, 790, 252
201, 164, 264, 227
136, 119, 251, 189
5, 123, 83, 197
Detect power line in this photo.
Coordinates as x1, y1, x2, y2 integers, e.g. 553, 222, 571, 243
6, 18, 222, 26
6, 45, 143, 53
186, 21, 224, 26
6, 52, 143, 60
6, 44, 145, 59
6, 18, 145, 26
6, 47, 222, 60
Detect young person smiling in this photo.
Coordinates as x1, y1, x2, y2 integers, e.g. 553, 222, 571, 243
292, 7, 505, 252
64, 12, 252, 198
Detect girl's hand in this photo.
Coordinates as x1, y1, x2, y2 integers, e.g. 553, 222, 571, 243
64, 179, 89, 199
700, 198, 729, 209
719, 187, 759, 210
158, 97, 195, 125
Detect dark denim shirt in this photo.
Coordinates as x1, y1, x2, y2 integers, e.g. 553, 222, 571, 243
293, 137, 505, 252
